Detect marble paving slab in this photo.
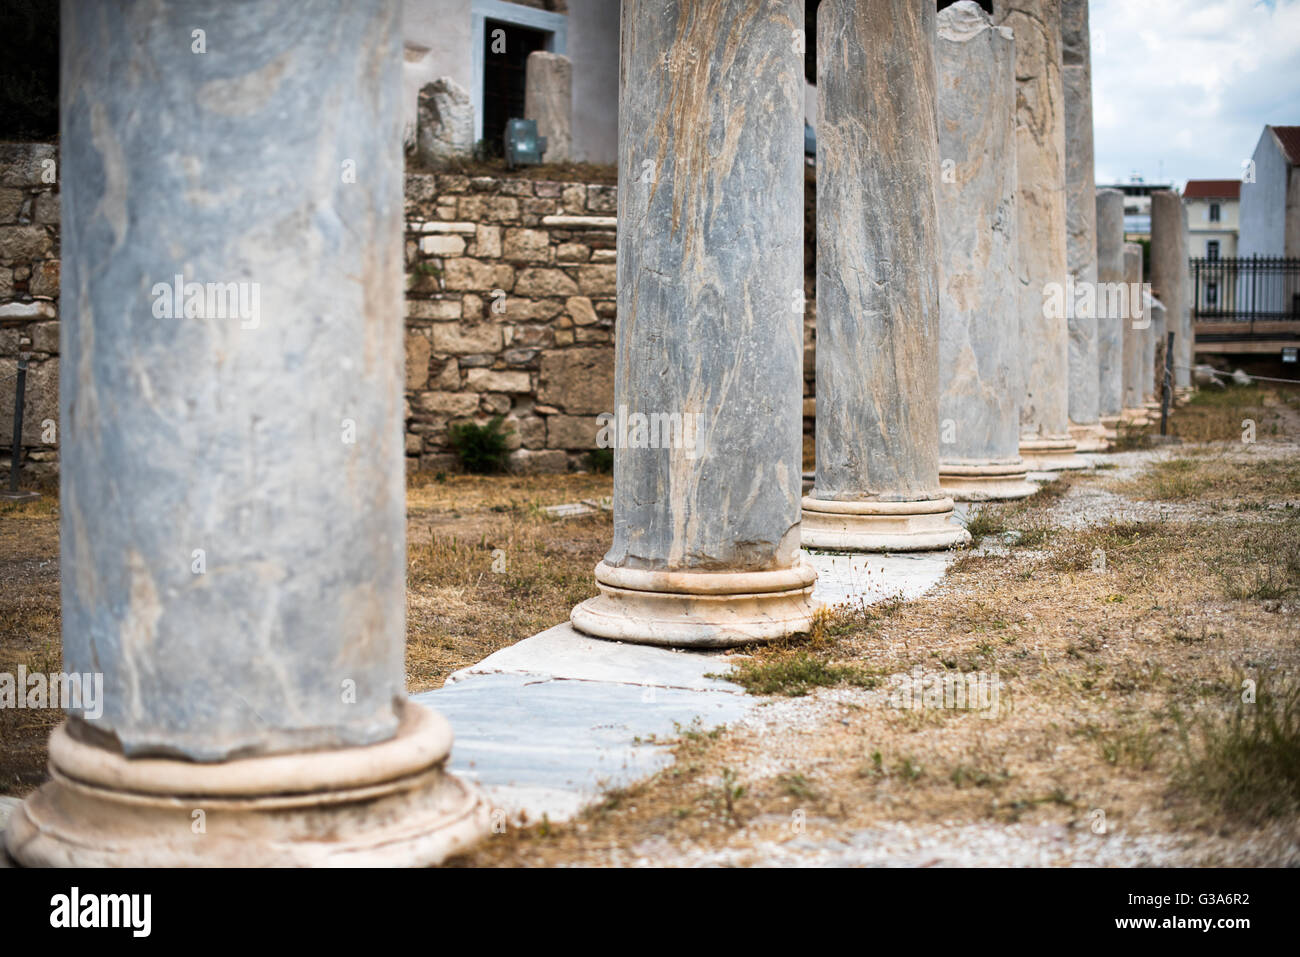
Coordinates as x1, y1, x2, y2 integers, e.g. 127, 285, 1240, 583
414, 549, 957, 823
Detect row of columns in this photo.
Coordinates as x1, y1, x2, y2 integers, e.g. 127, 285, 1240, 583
9, 0, 1185, 866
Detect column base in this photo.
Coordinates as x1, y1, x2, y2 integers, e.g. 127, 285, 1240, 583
938, 461, 1038, 502
570, 559, 818, 648
1122, 407, 1151, 426
800, 495, 970, 552
1019, 438, 1091, 471
1068, 422, 1110, 453
3, 701, 489, 868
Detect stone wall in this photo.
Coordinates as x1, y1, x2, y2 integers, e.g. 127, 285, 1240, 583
404, 171, 618, 472
0, 142, 60, 478
1, 151, 821, 478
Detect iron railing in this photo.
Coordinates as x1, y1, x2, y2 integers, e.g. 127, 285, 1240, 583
1191, 255, 1300, 339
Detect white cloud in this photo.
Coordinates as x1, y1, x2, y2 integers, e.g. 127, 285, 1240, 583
1090, 0, 1300, 187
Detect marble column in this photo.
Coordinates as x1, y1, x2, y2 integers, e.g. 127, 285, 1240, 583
1121, 243, 1149, 421
1095, 188, 1125, 430
6, 0, 488, 867
935, 2, 1035, 502
570, 0, 816, 646
1148, 296, 1168, 406
800, 0, 969, 550
1061, 0, 1105, 451
1151, 189, 1191, 391
1177, 203, 1195, 392
993, 0, 1086, 470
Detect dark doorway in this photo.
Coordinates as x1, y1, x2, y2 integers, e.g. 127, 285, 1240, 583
481, 19, 550, 156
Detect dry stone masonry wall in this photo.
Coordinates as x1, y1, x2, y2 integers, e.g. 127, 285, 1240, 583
404, 171, 620, 473
0, 142, 60, 476
2, 151, 823, 479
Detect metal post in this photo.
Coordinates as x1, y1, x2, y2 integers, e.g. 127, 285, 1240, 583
1160, 331, 1175, 437
3, 349, 40, 503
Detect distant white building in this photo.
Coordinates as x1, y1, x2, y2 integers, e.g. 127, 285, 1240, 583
1239, 124, 1300, 259
1183, 179, 1240, 315
402, 0, 618, 163
1183, 179, 1239, 260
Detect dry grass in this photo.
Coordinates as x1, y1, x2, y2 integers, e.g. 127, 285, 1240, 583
405, 507, 608, 690
1121, 448, 1300, 505
451, 451, 1300, 866
1170, 383, 1300, 444
0, 471, 612, 794
0, 472, 62, 795
407, 470, 612, 514
3, 394, 1298, 864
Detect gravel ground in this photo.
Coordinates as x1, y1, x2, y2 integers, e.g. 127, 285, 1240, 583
596, 444, 1300, 868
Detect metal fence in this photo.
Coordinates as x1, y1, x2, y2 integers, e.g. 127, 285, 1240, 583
1191, 256, 1300, 337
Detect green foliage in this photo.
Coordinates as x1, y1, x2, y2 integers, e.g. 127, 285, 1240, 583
447, 416, 513, 474
585, 448, 613, 473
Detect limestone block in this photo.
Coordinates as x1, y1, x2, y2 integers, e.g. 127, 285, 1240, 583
546, 414, 601, 449
524, 51, 572, 163
538, 347, 613, 415
432, 322, 504, 354
417, 391, 480, 416
515, 267, 579, 297
442, 258, 515, 292
416, 77, 474, 166
0, 225, 53, 262
502, 228, 552, 262
406, 332, 431, 389
576, 264, 616, 296
465, 368, 531, 393
0, 142, 57, 187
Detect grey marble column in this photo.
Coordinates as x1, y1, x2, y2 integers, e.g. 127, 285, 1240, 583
570, 0, 816, 646
6, 0, 488, 867
935, 2, 1034, 502
1121, 243, 1148, 417
1095, 188, 1125, 425
1061, 0, 1103, 450
993, 0, 1085, 469
1151, 190, 1191, 390
1148, 296, 1168, 405
801, 0, 968, 549
1177, 203, 1195, 390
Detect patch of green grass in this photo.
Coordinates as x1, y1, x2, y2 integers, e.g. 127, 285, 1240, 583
1081, 718, 1163, 770
722, 651, 878, 697
1110, 421, 1154, 451
1011, 519, 1054, 548
964, 506, 1008, 546
950, 763, 1012, 789
584, 448, 613, 473
1048, 520, 1165, 572
1174, 675, 1300, 824
777, 772, 818, 801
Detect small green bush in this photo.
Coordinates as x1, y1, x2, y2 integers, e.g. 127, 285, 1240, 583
585, 448, 614, 473
447, 416, 513, 474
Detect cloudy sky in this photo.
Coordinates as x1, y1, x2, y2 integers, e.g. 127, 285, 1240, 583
1090, 0, 1300, 187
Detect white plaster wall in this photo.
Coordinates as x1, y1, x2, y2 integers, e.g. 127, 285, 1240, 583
566, 0, 619, 164
402, 0, 475, 148
1239, 129, 1288, 258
